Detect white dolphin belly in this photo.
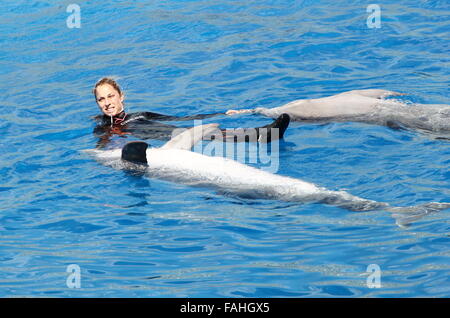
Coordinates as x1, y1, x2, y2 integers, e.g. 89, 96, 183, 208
87, 144, 450, 225
145, 148, 381, 210
90, 147, 380, 209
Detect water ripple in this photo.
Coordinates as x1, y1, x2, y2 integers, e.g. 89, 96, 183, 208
0, 0, 449, 297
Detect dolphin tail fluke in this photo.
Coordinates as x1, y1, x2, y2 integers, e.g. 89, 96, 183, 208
219, 113, 290, 143
122, 141, 149, 165
265, 113, 290, 138
319, 191, 450, 227
256, 113, 290, 142
388, 202, 450, 227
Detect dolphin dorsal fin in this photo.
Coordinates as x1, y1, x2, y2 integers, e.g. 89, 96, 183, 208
122, 141, 149, 164
161, 123, 220, 150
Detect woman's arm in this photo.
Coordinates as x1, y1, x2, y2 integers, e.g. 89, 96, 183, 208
140, 111, 225, 121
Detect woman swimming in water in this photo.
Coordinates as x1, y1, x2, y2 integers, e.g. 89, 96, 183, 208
92, 77, 290, 148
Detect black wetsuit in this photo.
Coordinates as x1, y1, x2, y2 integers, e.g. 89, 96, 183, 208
93, 110, 290, 149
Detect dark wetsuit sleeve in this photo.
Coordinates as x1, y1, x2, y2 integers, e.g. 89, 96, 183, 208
140, 111, 224, 121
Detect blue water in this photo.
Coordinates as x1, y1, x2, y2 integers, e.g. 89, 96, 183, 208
1, 0, 449, 297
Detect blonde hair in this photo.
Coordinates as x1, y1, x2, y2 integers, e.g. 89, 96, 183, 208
92, 77, 123, 98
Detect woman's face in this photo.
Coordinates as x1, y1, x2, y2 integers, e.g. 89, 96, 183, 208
95, 84, 124, 117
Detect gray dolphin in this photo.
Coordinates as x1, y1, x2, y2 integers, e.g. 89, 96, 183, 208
227, 89, 450, 136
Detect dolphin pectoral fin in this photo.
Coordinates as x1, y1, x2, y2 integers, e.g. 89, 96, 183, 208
122, 141, 149, 165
